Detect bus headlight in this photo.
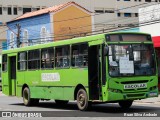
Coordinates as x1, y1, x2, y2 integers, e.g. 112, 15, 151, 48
108, 88, 122, 93
150, 86, 157, 91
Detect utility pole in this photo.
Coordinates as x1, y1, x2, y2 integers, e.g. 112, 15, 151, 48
16, 24, 21, 48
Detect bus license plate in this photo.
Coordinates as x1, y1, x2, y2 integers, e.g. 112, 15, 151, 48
124, 83, 147, 89
149, 92, 157, 97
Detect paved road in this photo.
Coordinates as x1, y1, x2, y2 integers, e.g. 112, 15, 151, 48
0, 94, 160, 119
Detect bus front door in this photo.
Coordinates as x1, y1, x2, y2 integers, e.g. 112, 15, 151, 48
9, 56, 16, 96
88, 45, 101, 100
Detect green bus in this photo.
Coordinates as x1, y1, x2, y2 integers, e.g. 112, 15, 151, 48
2, 32, 158, 111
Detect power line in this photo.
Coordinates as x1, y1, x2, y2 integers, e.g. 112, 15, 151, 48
5, 1, 158, 39
0, 16, 151, 44
19, 17, 138, 38
2, 16, 160, 50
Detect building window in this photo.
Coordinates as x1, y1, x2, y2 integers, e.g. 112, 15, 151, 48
145, 0, 151, 2
18, 52, 27, 70
105, 10, 114, 13
117, 13, 121, 17
41, 27, 47, 43
42, 6, 46, 9
71, 43, 88, 67
13, 7, 17, 15
2, 54, 7, 72
23, 8, 31, 14
8, 6, 12, 15
41, 48, 54, 69
124, 13, 131, 17
135, 13, 138, 17
10, 32, 15, 49
36, 7, 40, 10
124, 0, 130, 1
95, 10, 104, 13
55, 46, 70, 68
28, 50, 40, 69
0, 6, 2, 15
23, 30, 28, 46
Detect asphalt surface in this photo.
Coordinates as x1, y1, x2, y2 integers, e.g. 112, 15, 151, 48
0, 93, 160, 120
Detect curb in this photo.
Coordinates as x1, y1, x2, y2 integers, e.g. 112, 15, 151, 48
134, 98, 160, 104
134, 101, 160, 105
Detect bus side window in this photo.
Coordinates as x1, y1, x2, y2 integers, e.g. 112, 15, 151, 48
18, 52, 27, 70
71, 43, 88, 67
2, 54, 7, 72
41, 48, 54, 69
28, 50, 40, 70
55, 45, 70, 68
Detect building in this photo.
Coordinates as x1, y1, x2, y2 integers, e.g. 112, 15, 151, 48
6, 2, 92, 49
139, 3, 160, 90
0, 0, 159, 52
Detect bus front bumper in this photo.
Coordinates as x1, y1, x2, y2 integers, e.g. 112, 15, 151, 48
107, 88, 158, 102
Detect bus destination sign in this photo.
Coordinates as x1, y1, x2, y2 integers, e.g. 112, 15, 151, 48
41, 73, 60, 82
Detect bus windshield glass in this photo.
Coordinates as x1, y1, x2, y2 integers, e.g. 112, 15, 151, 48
108, 44, 156, 77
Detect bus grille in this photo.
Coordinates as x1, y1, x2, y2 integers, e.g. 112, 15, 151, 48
121, 80, 148, 84
123, 88, 148, 93
126, 93, 145, 98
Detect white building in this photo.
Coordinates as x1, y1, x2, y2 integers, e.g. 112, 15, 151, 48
0, 0, 158, 52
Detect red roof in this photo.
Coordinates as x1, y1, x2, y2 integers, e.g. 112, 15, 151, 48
13, 1, 91, 21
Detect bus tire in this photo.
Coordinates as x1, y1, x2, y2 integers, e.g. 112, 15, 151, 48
76, 88, 91, 111
23, 87, 35, 106
55, 100, 69, 105
119, 100, 133, 109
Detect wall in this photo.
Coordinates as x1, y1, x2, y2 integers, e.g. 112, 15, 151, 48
53, 5, 92, 41
0, 0, 94, 23
139, 4, 160, 37
7, 14, 51, 49
0, 25, 7, 53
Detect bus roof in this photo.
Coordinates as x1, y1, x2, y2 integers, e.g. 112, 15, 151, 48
2, 32, 151, 54
2, 33, 105, 54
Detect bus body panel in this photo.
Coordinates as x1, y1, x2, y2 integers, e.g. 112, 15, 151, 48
16, 67, 88, 100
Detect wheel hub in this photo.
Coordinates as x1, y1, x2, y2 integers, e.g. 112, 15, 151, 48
24, 90, 28, 103
79, 94, 85, 106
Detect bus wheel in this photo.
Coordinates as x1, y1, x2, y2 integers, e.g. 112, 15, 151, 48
23, 87, 35, 106
77, 89, 90, 111
33, 99, 39, 105
119, 100, 133, 109
55, 100, 69, 105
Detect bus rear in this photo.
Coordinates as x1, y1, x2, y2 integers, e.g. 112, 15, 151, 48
104, 33, 158, 108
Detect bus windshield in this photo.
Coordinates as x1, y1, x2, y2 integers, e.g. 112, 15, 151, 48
108, 44, 156, 77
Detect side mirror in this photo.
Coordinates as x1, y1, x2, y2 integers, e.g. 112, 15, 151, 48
104, 46, 109, 56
